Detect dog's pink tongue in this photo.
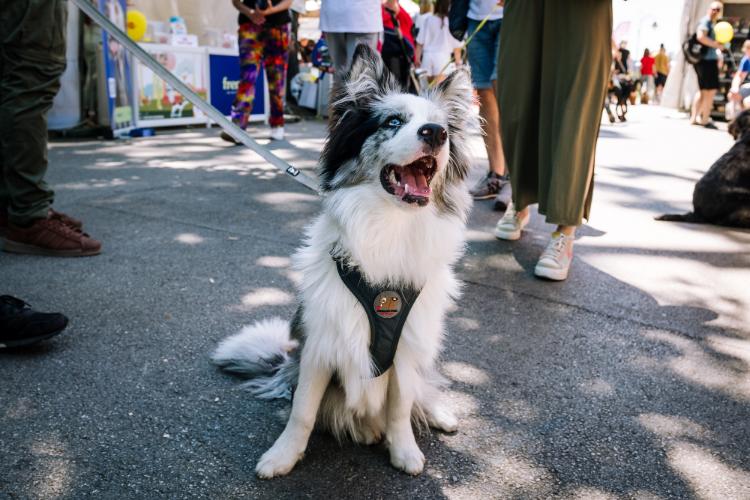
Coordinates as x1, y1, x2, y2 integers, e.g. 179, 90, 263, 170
401, 170, 431, 197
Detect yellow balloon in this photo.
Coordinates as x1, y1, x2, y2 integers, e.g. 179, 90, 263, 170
127, 10, 147, 41
714, 21, 734, 44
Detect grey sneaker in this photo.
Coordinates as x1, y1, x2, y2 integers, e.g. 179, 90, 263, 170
469, 172, 509, 200
534, 232, 574, 281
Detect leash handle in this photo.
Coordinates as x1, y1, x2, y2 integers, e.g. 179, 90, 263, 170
70, 0, 320, 194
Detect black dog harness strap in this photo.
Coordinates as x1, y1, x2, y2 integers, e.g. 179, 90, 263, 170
334, 256, 422, 377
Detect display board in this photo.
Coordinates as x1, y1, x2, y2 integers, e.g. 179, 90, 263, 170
133, 44, 208, 127
132, 44, 269, 128
208, 48, 268, 122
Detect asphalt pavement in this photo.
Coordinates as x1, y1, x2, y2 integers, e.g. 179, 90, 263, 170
1, 105, 749, 499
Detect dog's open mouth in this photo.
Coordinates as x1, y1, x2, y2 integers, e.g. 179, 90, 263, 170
380, 156, 437, 206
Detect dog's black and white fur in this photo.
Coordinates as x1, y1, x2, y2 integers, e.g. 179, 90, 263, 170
212, 45, 474, 478
657, 110, 750, 228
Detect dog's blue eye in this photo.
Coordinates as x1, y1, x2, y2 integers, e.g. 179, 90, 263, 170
386, 117, 403, 128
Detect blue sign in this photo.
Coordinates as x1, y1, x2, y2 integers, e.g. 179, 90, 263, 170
209, 54, 265, 117
99, 0, 134, 136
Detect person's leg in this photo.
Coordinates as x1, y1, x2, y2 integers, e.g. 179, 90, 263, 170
533, 0, 612, 279
345, 32, 379, 67
470, 19, 505, 177
0, 53, 7, 218
497, 2, 543, 222
1, 0, 100, 256
263, 24, 290, 133
477, 88, 505, 177
468, 18, 509, 203
690, 90, 702, 123
0, 0, 65, 227
327, 32, 379, 88
325, 32, 348, 87
701, 89, 717, 124
230, 23, 263, 130
648, 75, 655, 100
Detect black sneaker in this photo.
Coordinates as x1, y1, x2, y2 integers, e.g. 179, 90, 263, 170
0, 295, 68, 348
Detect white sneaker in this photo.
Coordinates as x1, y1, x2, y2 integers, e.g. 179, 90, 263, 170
494, 203, 529, 241
269, 127, 285, 141
534, 232, 574, 281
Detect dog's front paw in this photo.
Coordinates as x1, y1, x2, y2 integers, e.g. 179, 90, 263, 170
427, 406, 458, 433
255, 442, 303, 479
389, 443, 425, 475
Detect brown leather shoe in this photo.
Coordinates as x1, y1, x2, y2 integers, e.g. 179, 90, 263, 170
49, 209, 83, 230
0, 209, 82, 236
4, 216, 101, 257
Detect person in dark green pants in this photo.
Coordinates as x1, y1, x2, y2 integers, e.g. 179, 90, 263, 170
0, 0, 101, 256
493, 0, 612, 281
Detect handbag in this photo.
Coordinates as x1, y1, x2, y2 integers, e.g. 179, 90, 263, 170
448, 0, 470, 41
683, 32, 707, 65
382, 8, 414, 61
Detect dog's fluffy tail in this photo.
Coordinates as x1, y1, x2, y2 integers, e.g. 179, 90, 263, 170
655, 212, 703, 223
211, 317, 299, 400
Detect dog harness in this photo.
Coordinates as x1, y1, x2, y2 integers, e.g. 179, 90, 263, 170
333, 256, 422, 377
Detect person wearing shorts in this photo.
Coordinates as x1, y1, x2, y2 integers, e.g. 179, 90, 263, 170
466, 0, 510, 212
414, 0, 462, 83
320, 0, 381, 86
654, 44, 669, 103
690, 1, 725, 129
728, 39, 750, 112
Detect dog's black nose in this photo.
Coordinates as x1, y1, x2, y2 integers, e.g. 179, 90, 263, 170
417, 123, 447, 148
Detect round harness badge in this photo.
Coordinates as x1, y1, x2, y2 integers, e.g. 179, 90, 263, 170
374, 291, 402, 319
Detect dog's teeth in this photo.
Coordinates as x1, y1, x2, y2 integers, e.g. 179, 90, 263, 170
389, 170, 397, 184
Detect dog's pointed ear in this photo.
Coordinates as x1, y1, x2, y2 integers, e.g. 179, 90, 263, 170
337, 44, 397, 108
435, 68, 474, 126
348, 44, 384, 86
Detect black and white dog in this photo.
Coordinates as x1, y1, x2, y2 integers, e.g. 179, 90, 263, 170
657, 110, 750, 228
212, 45, 474, 477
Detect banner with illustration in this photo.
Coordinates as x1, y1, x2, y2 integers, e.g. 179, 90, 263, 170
134, 45, 208, 126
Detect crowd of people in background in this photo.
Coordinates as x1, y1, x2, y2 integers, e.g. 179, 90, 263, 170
4, 0, 747, 347
613, 40, 671, 111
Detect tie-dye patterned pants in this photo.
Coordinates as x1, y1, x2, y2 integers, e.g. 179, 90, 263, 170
231, 22, 289, 129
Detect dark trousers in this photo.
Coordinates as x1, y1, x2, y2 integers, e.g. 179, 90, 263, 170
0, 0, 67, 226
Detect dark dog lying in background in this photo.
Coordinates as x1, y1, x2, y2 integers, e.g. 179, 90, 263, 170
656, 110, 750, 228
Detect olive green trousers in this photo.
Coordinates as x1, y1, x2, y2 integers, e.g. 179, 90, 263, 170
0, 0, 67, 226
497, 0, 612, 226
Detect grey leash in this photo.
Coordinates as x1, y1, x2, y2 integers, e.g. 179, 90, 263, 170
70, 0, 320, 194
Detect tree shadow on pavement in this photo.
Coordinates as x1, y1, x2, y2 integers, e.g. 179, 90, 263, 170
453, 205, 750, 497
2, 128, 748, 498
